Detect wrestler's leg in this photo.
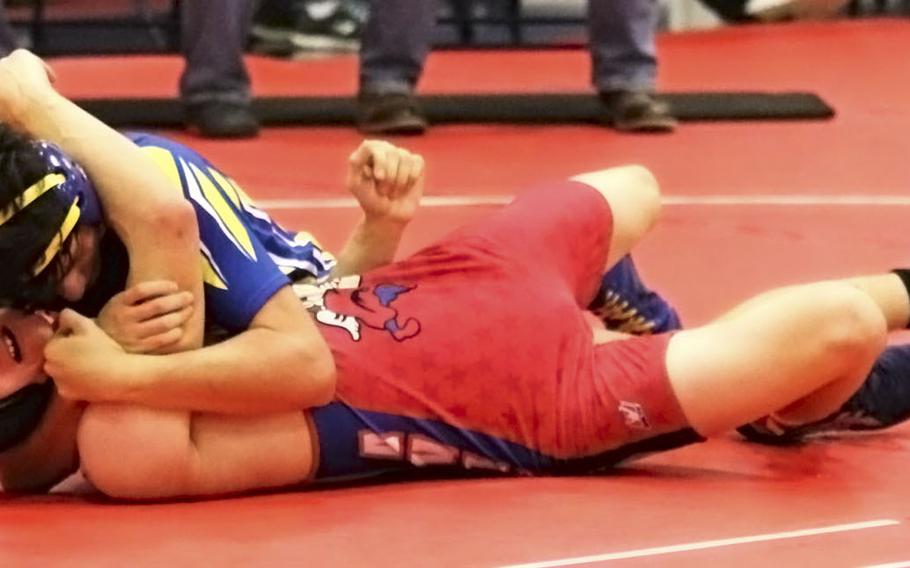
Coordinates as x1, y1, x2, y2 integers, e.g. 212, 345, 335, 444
571, 165, 661, 270
665, 274, 908, 436
736, 342, 910, 444
570, 167, 680, 334
734, 274, 910, 443
452, 166, 661, 308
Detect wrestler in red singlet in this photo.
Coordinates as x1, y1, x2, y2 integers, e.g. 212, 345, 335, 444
303, 181, 703, 480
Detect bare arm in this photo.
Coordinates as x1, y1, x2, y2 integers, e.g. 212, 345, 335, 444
0, 51, 203, 352
331, 140, 424, 276
331, 217, 408, 277
40, 140, 438, 416
46, 286, 336, 414
77, 403, 315, 500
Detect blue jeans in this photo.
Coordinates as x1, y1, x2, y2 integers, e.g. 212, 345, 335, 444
0, 0, 253, 107
359, 0, 659, 95
179, 0, 254, 107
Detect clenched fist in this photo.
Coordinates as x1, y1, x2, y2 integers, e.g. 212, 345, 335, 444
346, 140, 425, 226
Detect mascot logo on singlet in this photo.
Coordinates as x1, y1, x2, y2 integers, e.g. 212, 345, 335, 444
293, 275, 421, 342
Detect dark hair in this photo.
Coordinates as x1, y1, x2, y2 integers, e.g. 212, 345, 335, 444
0, 381, 53, 453
0, 125, 74, 309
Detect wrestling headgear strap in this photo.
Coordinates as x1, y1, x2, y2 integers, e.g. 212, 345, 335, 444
35, 142, 102, 226
0, 141, 102, 277
0, 381, 53, 453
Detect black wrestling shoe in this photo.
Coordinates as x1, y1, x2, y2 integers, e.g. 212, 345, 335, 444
185, 102, 260, 139
599, 90, 677, 133
357, 93, 428, 135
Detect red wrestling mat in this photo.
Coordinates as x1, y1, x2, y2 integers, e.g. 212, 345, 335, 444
3, 427, 910, 566
4, 19, 910, 567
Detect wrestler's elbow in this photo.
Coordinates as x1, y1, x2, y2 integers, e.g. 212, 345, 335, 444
149, 199, 198, 243
78, 404, 195, 500
282, 335, 336, 408
121, 197, 197, 249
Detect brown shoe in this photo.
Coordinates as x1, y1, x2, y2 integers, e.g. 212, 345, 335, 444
357, 93, 428, 135
599, 90, 677, 133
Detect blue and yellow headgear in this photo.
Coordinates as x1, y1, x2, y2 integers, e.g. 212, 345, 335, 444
0, 141, 102, 277
0, 143, 101, 452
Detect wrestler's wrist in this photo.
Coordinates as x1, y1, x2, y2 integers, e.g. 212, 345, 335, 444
100, 352, 153, 403
0, 84, 32, 128
362, 214, 409, 233
11, 88, 62, 131
363, 217, 408, 254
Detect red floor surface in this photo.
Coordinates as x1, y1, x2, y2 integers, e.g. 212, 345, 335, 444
3, 19, 910, 567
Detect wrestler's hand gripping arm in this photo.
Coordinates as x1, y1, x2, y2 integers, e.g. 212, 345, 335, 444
46, 285, 335, 414
0, 50, 203, 352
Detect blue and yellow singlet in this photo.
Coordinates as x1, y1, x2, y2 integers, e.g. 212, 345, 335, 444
126, 133, 336, 330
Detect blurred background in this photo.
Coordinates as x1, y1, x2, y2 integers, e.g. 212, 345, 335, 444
3, 0, 907, 56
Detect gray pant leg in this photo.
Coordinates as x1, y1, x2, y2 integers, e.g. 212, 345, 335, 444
359, 0, 437, 95
179, 0, 254, 106
589, 0, 659, 92
0, 0, 19, 55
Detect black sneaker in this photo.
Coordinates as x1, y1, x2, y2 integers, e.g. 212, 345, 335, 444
185, 102, 260, 139
357, 93, 428, 135
599, 90, 677, 133
252, 0, 365, 54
